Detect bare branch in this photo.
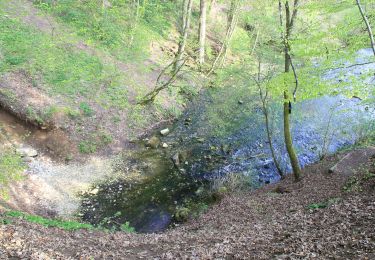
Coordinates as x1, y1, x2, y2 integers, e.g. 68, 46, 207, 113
356, 0, 375, 56
289, 54, 299, 101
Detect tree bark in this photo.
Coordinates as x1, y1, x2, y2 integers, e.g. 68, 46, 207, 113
279, 0, 302, 181
356, 0, 375, 56
174, 0, 193, 73
283, 91, 302, 181
207, 0, 239, 75
199, 0, 207, 65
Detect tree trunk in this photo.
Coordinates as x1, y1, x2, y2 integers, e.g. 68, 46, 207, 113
174, 0, 193, 72
262, 94, 284, 177
280, 0, 302, 181
199, 0, 207, 65
129, 0, 141, 46
256, 61, 284, 177
207, 0, 239, 75
356, 0, 375, 56
283, 91, 302, 181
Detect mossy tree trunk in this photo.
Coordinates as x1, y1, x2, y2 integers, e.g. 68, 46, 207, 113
280, 0, 302, 181
283, 90, 302, 181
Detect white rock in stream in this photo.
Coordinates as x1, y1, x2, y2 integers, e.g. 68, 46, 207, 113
160, 128, 170, 136
16, 146, 38, 157
162, 143, 169, 148
90, 188, 99, 195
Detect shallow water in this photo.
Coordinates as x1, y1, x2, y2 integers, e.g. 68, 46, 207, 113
81, 50, 374, 233
2, 50, 372, 233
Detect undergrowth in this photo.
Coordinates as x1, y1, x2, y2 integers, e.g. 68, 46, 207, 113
2, 210, 136, 233
0, 150, 25, 200
4, 211, 94, 231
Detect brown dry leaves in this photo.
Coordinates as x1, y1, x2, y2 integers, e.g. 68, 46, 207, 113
0, 150, 374, 259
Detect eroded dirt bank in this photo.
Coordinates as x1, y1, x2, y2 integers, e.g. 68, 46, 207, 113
1, 146, 374, 259
0, 109, 114, 217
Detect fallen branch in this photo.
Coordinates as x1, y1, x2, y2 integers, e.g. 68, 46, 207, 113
137, 59, 187, 105
326, 61, 375, 72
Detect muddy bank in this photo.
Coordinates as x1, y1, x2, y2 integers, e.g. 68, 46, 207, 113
0, 109, 77, 161
0, 71, 59, 129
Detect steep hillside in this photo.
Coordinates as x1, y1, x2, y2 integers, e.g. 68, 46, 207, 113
0, 0, 194, 156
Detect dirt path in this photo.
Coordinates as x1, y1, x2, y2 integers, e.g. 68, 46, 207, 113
1, 147, 374, 259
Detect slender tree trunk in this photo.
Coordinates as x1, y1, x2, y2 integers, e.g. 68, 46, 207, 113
174, 0, 193, 72
199, 0, 207, 66
356, 0, 375, 56
283, 91, 302, 181
256, 60, 284, 177
207, 0, 239, 75
280, 0, 302, 181
265, 107, 284, 177
129, 0, 141, 47
220, 0, 239, 65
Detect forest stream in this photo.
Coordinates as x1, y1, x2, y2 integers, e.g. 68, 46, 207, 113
1, 50, 374, 233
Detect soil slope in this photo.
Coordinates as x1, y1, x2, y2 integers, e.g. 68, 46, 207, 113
1, 147, 374, 259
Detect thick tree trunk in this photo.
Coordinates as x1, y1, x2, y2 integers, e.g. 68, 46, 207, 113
356, 0, 375, 56
199, 0, 207, 65
283, 91, 302, 181
284, 50, 291, 72
174, 0, 193, 72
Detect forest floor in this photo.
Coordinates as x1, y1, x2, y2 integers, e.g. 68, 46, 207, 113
1, 145, 374, 259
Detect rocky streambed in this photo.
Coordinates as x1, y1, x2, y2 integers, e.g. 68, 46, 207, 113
1, 49, 374, 233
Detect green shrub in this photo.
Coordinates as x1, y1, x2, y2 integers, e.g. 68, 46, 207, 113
0, 151, 25, 199
120, 221, 135, 233
78, 141, 97, 154
79, 102, 94, 117
307, 198, 342, 210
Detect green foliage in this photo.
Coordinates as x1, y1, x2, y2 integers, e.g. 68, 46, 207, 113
79, 102, 94, 117
5, 210, 94, 230
0, 218, 12, 225
343, 176, 363, 192
174, 206, 191, 222
0, 16, 108, 99
307, 198, 341, 210
32, 0, 177, 61
78, 140, 97, 154
0, 15, 133, 110
363, 170, 375, 181
100, 132, 113, 145
78, 131, 113, 154
64, 107, 81, 119
120, 221, 135, 233
0, 150, 25, 199
26, 106, 44, 125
